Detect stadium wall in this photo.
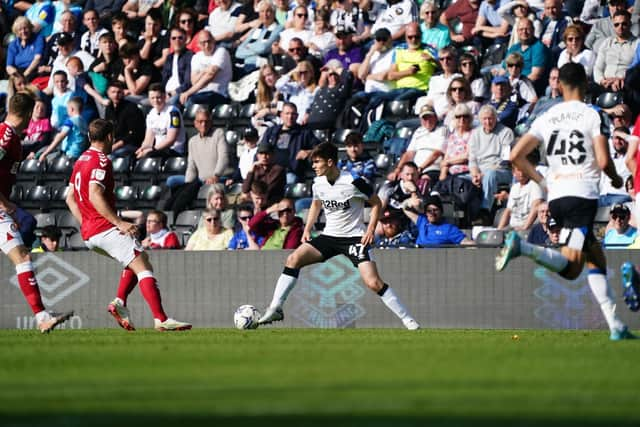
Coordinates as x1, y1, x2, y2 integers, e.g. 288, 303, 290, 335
1, 249, 639, 330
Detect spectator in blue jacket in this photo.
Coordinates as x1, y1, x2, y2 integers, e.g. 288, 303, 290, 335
337, 132, 377, 183
401, 194, 471, 246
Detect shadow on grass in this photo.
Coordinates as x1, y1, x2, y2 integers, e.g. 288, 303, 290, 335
2, 415, 638, 427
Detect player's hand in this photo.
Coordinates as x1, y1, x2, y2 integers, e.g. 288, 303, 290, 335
361, 230, 375, 246
301, 230, 312, 243
611, 175, 624, 189
116, 220, 139, 238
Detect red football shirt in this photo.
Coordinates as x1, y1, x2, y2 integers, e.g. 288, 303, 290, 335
0, 122, 23, 199
70, 147, 116, 239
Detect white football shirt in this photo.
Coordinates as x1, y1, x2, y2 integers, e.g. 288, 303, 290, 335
313, 171, 373, 237
528, 100, 605, 201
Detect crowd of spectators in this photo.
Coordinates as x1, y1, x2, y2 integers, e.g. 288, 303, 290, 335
3, 0, 640, 251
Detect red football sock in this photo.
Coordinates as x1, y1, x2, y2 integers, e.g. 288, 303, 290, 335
117, 268, 138, 304
16, 262, 45, 314
137, 271, 167, 322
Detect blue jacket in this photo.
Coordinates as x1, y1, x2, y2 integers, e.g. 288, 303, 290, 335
161, 49, 193, 96
415, 215, 466, 246
260, 124, 320, 177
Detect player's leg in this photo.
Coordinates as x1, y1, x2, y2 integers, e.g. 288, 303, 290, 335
584, 243, 633, 340
496, 230, 577, 276
357, 260, 420, 330
2, 230, 73, 333
107, 268, 139, 330
258, 242, 324, 324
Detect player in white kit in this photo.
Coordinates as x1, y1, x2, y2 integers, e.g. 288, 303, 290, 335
495, 63, 633, 340
258, 142, 420, 329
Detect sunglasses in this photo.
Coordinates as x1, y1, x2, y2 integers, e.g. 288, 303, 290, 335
205, 217, 221, 222
450, 86, 465, 92
239, 215, 253, 221
375, 37, 389, 42
180, 19, 194, 24
289, 47, 303, 52
440, 56, 453, 61
455, 114, 470, 119
612, 213, 629, 220
426, 208, 440, 214
423, 10, 437, 14
566, 36, 581, 41
278, 208, 293, 215
296, 13, 308, 17
171, 36, 184, 40
460, 61, 473, 66
507, 63, 522, 68
613, 22, 629, 27
406, 35, 419, 40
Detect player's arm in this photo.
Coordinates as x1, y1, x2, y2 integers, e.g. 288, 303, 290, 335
302, 199, 322, 243
593, 134, 622, 188
65, 183, 83, 225
363, 194, 382, 246
88, 183, 138, 237
509, 133, 545, 185
39, 127, 69, 163
622, 131, 640, 175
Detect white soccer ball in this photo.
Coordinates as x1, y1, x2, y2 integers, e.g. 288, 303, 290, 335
234, 304, 260, 330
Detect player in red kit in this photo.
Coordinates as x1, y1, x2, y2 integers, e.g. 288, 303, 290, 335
0, 93, 73, 333
65, 119, 191, 331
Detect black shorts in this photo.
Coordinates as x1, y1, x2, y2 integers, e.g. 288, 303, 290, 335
549, 196, 598, 245
307, 235, 372, 267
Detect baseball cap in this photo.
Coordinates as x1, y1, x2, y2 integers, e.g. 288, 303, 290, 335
335, 24, 355, 36
257, 142, 274, 154
380, 207, 403, 223
611, 203, 631, 215
57, 32, 74, 46
547, 217, 560, 229
374, 28, 391, 41
242, 127, 259, 141
424, 195, 443, 211
492, 75, 510, 85
419, 104, 436, 118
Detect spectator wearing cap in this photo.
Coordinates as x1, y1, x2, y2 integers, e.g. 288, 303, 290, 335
497, 165, 544, 231
259, 102, 320, 183
375, 208, 416, 248
235, 0, 283, 72
600, 126, 633, 207
440, 0, 480, 46
162, 27, 193, 106
232, 127, 261, 184
248, 198, 303, 250
241, 142, 286, 206
31, 225, 63, 253
545, 216, 562, 247
402, 194, 471, 246
166, 108, 232, 188
604, 204, 637, 248
593, 10, 638, 94
370, 0, 418, 43
440, 103, 473, 182
468, 104, 514, 217
323, 24, 364, 74
387, 22, 438, 97
306, 59, 354, 130
488, 75, 518, 129
585, 0, 639, 52
179, 29, 233, 109
337, 132, 376, 183
503, 17, 550, 94
419, 0, 451, 51
389, 104, 445, 186
105, 80, 145, 158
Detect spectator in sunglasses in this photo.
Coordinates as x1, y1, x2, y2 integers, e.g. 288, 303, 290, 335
185, 208, 234, 251
604, 204, 637, 248
273, 6, 312, 55
228, 205, 264, 250
248, 198, 304, 249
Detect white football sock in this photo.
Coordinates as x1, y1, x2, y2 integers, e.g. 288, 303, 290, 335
380, 285, 411, 321
269, 268, 299, 309
520, 241, 569, 272
588, 271, 625, 332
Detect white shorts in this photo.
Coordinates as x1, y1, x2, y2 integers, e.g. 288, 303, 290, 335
0, 209, 24, 255
635, 198, 640, 227
85, 227, 144, 267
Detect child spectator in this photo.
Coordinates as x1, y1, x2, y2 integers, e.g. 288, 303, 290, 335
66, 56, 105, 123
50, 70, 73, 130
31, 225, 63, 253
22, 98, 53, 160
141, 210, 181, 249
228, 205, 264, 250
34, 97, 88, 162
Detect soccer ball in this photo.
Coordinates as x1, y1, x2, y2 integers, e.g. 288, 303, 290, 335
234, 305, 260, 330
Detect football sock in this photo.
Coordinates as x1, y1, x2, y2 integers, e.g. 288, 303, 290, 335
379, 284, 411, 321
16, 261, 45, 314
117, 268, 138, 304
520, 241, 569, 272
269, 267, 299, 309
587, 269, 625, 332
137, 271, 167, 322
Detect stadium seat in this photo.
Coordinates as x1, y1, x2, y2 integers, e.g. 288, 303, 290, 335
382, 100, 413, 122
374, 153, 392, 172
56, 211, 80, 235
313, 129, 331, 143
225, 129, 240, 146
184, 103, 211, 124
395, 126, 415, 140
112, 156, 132, 184
22, 185, 52, 210
194, 184, 213, 208
161, 157, 187, 180
137, 185, 164, 209
17, 159, 44, 184
173, 209, 201, 241
65, 232, 87, 251
285, 182, 311, 199
212, 104, 238, 127
131, 157, 162, 185
43, 155, 73, 183
50, 184, 70, 209
332, 128, 356, 146
114, 185, 138, 210
232, 104, 255, 128
34, 212, 56, 228
9, 185, 23, 202
596, 92, 623, 109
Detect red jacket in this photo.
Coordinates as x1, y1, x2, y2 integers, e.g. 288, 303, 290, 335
248, 210, 304, 249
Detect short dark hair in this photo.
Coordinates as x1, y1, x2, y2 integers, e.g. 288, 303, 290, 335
8, 93, 35, 119
148, 82, 165, 94
147, 209, 167, 227
558, 62, 587, 92
40, 225, 62, 241
282, 102, 297, 113
68, 96, 84, 112
119, 42, 139, 58
344, 132, 364, 146
613, 10, 631, 20
402, 161, 419, 171
250, 180, 268, 195
107, 80, 126, 90
147, 7, 163, 22
310, 142, 339, 163
53, 70, 68, 80
88, 119, 115, 143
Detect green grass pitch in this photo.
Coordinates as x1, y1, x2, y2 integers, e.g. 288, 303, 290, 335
0, 328, 638, 427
